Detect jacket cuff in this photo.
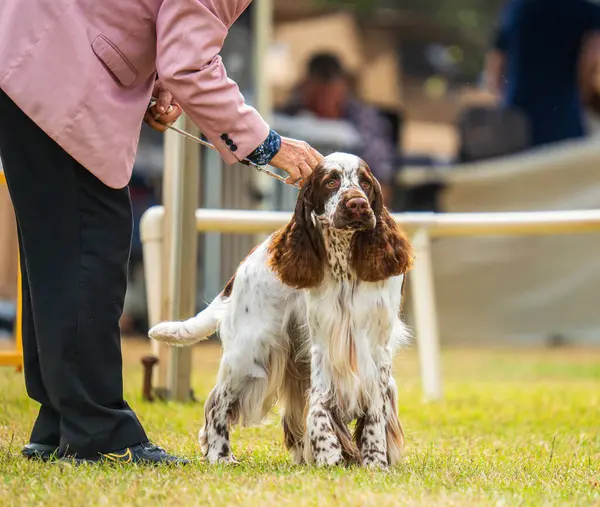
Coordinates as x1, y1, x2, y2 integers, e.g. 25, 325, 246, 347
246, 129, 281, 166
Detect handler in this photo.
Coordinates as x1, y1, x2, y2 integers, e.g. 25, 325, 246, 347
0, 0, 322, 465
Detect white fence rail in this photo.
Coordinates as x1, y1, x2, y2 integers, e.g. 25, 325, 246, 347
141, 207, 600, 400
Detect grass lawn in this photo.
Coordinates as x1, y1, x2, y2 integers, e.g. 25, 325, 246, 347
0, 339, 599, 506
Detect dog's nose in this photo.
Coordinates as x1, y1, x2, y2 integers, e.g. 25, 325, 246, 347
346, 197, 369, 213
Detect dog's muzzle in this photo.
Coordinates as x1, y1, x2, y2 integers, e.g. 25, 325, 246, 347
333, 192, 375, 230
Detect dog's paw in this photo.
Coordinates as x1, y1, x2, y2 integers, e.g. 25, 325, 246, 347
361, 452, 389, 470
314, 449, 344, 467
289, 444, 305, 465
148, 321, 187, 346
206, 452, 240, 466
362, 458, 389, 470
198, 427, 209, 456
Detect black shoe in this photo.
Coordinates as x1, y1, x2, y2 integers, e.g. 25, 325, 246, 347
60, 442, 189, 465
22, 443, 59, 462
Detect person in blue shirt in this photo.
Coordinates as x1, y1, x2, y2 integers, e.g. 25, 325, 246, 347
485, 0, 600, 148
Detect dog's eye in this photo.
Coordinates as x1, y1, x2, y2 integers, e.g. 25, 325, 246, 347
326, 179, 339, 189
361, 180, 371, 190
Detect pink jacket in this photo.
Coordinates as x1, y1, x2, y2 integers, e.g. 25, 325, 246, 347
0, 0, 269, 189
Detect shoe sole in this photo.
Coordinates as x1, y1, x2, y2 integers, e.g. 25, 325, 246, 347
22, 449, 60, 462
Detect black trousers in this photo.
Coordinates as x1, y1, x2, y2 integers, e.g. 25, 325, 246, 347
0, 88, 147, 457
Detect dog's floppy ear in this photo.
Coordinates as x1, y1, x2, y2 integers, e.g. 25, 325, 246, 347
351, 179, 413, 282
268, 180, 326, 289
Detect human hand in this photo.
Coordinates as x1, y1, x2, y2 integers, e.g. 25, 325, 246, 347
144, 82, 182, 132
269, 137, 323, 185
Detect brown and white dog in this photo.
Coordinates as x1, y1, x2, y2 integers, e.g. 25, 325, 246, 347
149, 153, 413, 468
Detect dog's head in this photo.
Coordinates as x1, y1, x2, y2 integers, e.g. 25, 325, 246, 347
307, 152, 380, 231
268, 153, 413, 288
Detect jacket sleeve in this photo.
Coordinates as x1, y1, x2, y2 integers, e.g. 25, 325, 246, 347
155, 0, 270, 164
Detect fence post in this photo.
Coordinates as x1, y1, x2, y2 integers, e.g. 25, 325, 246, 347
140, 207, 165, 390
251, 0, 276, 228
410, 227, 443, 400
160, 114, 200, 402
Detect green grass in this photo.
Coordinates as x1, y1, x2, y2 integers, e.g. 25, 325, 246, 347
1, 340, 599, 506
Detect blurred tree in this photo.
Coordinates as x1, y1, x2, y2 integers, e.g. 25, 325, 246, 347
312, 0, 507, 81
312, 0, 505, 43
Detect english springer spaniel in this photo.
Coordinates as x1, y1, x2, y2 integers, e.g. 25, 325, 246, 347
149, 153, 413, 468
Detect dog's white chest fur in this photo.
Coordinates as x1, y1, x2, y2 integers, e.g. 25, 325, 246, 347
306, 272, 406, 417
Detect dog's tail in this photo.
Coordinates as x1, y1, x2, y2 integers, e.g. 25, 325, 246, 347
148, 295, 229, 347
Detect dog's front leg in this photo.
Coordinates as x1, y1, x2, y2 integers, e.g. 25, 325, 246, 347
305, 392, 345, 467
356, 408, 388, 468
356, 359, 391, 469
199, 386, 238, 465
304, 346, 344, 467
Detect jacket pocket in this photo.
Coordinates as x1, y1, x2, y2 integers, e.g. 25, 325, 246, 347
92, 35, 139, 87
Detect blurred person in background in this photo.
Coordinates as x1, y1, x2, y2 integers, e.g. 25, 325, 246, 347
580, 30, 600, 136
0, 0, 322, 466
281, 53, 396, 206
484, 0, 600, 148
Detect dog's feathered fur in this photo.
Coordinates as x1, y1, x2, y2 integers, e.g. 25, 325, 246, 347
149, 153, 413, 467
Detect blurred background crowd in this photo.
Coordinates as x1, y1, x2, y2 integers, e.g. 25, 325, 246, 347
3, 0, 600, 347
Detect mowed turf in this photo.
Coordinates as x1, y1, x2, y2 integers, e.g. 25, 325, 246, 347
0, 339, 599, 506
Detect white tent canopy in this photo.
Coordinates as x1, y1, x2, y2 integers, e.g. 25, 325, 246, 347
401, 139, 600, 345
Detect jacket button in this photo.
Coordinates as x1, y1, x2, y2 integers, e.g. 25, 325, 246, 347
230, 144, 238, 152
226, 139, 233, 146
220, 133, 229, 141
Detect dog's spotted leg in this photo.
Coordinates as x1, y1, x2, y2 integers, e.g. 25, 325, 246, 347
305, 390, 344, 467
199, 386, 239, 465
355, 362, 392, 469
356, 411, 388, 469
304, 346, 344, 467
383, 376, 404, 466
